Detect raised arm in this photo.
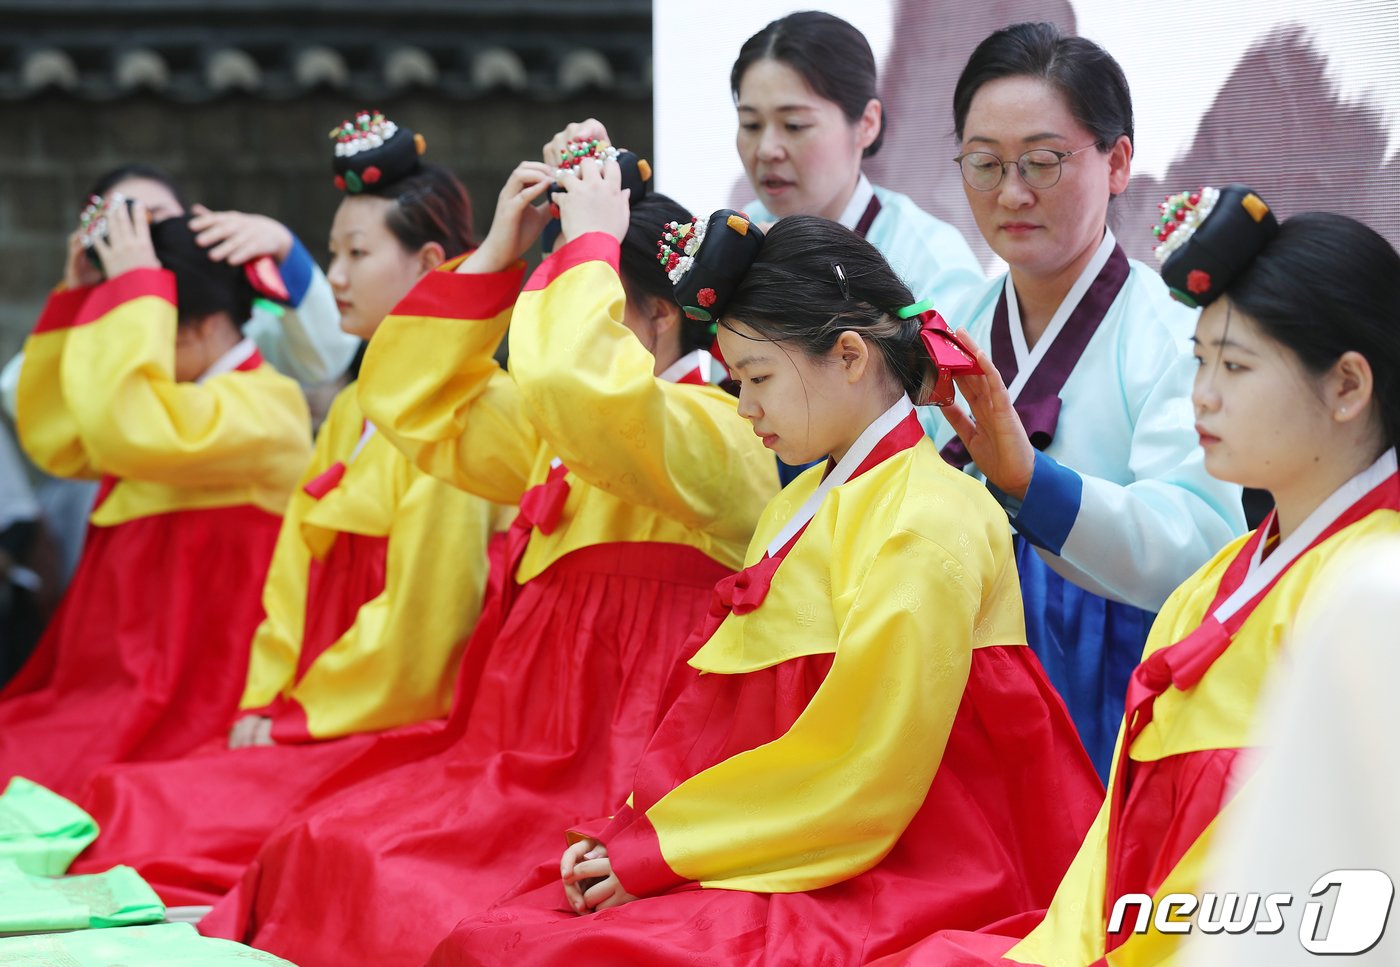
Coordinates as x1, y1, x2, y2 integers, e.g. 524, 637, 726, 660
191, 205, 359, 384
15, 285, 100, 480
356, 260, 534, 506
59, 269, 310, 488
1004, 349, 1243, 608
13, 231, 104, 476
359, 158, 589, 506
510, 233, 774, 538
510, 158, 775, 536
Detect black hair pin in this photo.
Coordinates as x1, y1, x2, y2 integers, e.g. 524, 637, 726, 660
833, 263, 850, 300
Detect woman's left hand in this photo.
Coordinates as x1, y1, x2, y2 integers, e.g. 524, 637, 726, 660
91, 199, 160, 279
554, 157, 630, 246
940, 329, 1036, 500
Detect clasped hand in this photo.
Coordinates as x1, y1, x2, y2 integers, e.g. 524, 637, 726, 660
560, 838, 638, 915
228, 714, 274, 749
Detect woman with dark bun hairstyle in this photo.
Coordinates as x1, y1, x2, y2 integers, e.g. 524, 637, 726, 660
923, 22, 1245, 779
423, 186, 1101, 966
197, 128, 777, 967
732, 11, 983, 310
873, 194, 1400, 965
0, 190, 312, 796
64, 112, 501, 910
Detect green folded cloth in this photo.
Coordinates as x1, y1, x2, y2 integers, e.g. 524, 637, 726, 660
0, 777, 99, 875
0, 922, 298, 964
0, 859, 164, 933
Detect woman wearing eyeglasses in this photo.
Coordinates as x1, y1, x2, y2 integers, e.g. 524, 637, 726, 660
921, 22, 1245, 779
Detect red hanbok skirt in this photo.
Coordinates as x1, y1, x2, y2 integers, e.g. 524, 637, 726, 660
201, 541, 730, 967
426, 646, 1103, 967
68, 530, 400, 905
0, 504, 280, 798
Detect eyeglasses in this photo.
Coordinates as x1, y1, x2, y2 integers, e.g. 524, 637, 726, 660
953, 143, 1099, 191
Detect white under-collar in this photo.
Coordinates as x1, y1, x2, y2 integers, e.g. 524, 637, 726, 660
196, 337, 257, 384
836, 174, 876, 232
765, 395, 914, 556
1217, 447, 1398, 622
657, 348, 723, 386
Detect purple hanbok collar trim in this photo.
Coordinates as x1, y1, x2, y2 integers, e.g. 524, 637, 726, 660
990, 244, 1130, 401
853, 194, 883, 239
940, 244, 1130, 471
991, 243, 1131, 400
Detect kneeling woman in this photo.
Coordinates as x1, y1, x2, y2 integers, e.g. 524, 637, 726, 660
199, 136, 778, 965
0, 196, 312, 795
66, 114, 501, 906
873, 191, 1400, 966
428, 165, 1103, 966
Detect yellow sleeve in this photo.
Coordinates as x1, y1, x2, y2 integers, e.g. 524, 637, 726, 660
510, 232, 775, 541
611, 529, 979, 895
238, 394, 355, 711
15, 285, 101, 479
242, 383, 496, 736
57, 268, 311, 488
281, 465, 493, 738
358, 260, 538, 506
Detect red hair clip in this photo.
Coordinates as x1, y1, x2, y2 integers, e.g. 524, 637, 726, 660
898, 299, 982, 406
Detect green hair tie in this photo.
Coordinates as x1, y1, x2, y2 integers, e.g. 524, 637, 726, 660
897, 298, 935, 319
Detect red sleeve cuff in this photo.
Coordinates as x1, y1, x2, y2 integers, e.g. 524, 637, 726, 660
392, 260, 525, 321
523, 232, 621, 292
32, 284, 98, 334
566, 804, 636, 846
75, 268, 176, 329
605, 810, 690, 898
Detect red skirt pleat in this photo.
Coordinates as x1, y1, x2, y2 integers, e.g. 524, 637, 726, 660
426, 645, 1103, 967
0, 505, 280, 798
862, 914, 1043, 966
67, 731, 380, 905
201, 542, 729, 967
865, 743, 1248, 964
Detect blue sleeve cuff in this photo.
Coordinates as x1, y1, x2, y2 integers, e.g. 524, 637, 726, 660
278, 234, 316, 306
990, 449, 1082, 555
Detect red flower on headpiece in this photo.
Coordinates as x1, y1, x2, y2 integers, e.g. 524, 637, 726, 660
362, 166, 382, 184
1187, 270, 1212, 295
697, 288, 717, 308
333, 175, 346, 191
